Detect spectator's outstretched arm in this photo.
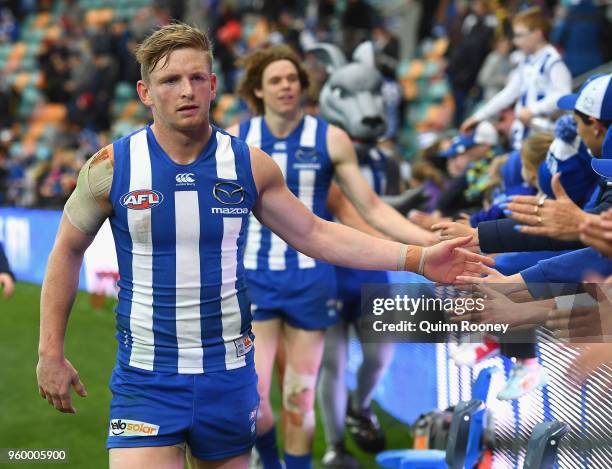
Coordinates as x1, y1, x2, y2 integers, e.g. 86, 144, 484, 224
462, 70, 521, 132
459, 247, 612, 299
478, 218, 585, 253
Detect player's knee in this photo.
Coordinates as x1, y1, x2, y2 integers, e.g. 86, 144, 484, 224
319, 351, 340, 373
282, 366, 317, 429
361, 353, 388, 371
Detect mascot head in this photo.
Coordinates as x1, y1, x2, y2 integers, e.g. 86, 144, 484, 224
308, 42, 387, 142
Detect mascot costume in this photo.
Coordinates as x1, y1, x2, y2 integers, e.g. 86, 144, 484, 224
308, 41, 424, 468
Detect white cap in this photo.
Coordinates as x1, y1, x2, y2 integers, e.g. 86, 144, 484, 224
473, 121, 499, 146
558, 73, 612, 121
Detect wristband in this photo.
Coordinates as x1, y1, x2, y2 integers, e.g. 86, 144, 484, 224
402, 245, 424, 273
418, 247, 427, 276
397, 244, 408, 271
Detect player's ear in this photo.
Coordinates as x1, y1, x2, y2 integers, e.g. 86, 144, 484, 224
210, 73, 217, 101
254, 87, 263, 99
137, 79, 153, 107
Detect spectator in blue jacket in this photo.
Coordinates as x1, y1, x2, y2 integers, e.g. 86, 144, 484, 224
465, 74, 612, 252
460, 134, 612, 295
580, 158, 612, 257
458, 245, 612, 301
537, 114, 599, 208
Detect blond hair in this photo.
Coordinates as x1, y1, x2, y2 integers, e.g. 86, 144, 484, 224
135, 22, 213, 83
236, 45, 310, 115
512, 7, 551, 40
520, 132, 554, 174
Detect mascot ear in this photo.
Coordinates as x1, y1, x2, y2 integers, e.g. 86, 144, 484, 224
305, 43, 347, 74
352, 41, 375, 68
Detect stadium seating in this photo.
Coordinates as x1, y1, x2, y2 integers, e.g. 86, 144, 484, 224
376, 399, 486, 469
523, 421, 570, 469
1, 0, 153, 147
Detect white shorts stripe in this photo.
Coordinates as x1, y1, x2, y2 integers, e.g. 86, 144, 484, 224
220, 217, 245, 369
175, 191, 204, 373
127, 129, 155, 370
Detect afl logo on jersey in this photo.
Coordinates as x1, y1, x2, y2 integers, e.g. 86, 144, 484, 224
120, 190, 164, 210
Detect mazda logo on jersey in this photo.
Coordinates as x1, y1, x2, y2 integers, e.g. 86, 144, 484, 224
120, 190, 164, 210
213, 182, 245, 205
295, 148, 319, 163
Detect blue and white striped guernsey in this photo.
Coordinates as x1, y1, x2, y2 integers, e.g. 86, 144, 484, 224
109, 125, 257, 374
510, 45, 566, 144
358, 146, 388, 196
239, 114, 334, 271
474, 44, 572, 150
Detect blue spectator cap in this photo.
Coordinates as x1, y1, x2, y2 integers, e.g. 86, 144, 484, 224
557, 73, 612, 121
591, 127, 612, 177
440, 121, 499, 158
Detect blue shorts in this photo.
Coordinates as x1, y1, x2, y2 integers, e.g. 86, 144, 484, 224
337, 267, 388, 323
246, 262, 339, 330
106, 362, 259, 461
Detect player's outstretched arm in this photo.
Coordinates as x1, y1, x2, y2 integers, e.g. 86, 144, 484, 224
326, 181, 390, 239
328, 126, 437, 246
250, 147, 494, 282
37, 147, 112, 413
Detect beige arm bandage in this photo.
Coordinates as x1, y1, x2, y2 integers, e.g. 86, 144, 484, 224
64, 145, 114, 235
400, 244, 427, 276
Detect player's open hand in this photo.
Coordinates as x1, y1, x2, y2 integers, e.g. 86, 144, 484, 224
0, 273, 14, 298
423, 236, 495, 284
36, 355, 87, 414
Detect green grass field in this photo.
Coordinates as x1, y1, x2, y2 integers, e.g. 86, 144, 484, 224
0, 283, 412, 468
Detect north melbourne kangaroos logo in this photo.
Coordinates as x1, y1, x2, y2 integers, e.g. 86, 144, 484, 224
120, 190, 164, 210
